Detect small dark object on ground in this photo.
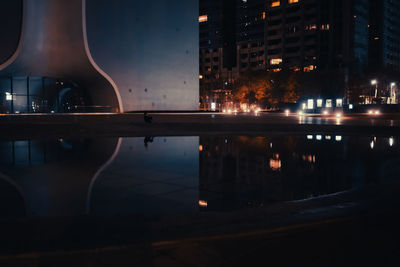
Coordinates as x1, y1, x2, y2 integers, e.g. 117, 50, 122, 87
144, 112, 153, 123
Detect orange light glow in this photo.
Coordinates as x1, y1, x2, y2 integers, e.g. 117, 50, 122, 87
199, 15, 208, 23
271, 1, 280, 7
199, 200, 208, 207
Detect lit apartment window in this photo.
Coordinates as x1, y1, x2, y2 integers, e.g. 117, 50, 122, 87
271, 1, 280, 7
288, 0, 299, 3
270, 58, 282, 65
317, 99, 323, 108
199, 15, 208, 23
305, 24, 317, 31
262, 12, 266, 20
321, 24, 330, 30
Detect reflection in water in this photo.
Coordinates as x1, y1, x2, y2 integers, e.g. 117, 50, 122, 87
0, 135, 399, 219
199, 135, 400, 211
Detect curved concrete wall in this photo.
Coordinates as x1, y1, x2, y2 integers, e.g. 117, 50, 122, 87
0, 0, 122, 112
86, 0, 199, 111
0, 0, 199, 112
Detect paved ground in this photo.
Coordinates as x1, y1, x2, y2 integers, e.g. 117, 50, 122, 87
1, 112, 400, 140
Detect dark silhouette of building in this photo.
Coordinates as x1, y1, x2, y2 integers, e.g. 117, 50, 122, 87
369, 0, 400, 72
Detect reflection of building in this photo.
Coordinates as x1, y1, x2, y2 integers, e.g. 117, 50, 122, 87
199, 135, 400, 211
0, 0, 199, 113
0, 138, 120, 216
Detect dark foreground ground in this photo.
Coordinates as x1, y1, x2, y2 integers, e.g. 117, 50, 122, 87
0, 184, 399, 267
1, 113, 400, 266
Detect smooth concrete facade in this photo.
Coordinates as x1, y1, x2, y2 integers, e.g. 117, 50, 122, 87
0, 0, 199, 112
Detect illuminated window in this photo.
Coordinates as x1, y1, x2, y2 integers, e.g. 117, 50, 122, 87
321, 24, 330, 30
262, 12, 266, 20
5, 92, 12, 101
199, 15, 208, 23
317, 99, 323, 108
336, 99, 343, 107
307, 99, 314, 109
326, 99, 333, 108
271, 1, 280, 7
306, 24, 317, 31
288, 0, 299, 3
270, 58, 282, 65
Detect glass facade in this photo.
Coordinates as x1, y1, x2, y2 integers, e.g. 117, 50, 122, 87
0, 76, 89, 114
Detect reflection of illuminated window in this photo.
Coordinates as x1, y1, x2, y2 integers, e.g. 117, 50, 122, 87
270, 58, 282, 65
269, 159, 282, 171
271, 1, 280, 7
326, 99, 332, 108
199, 15, 208, 23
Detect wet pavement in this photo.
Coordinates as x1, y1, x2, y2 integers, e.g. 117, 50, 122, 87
0, 132, 399, 266
0, 114, 400, 266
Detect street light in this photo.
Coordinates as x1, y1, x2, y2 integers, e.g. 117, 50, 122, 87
371, 79, 378, 99
390, 82, 396, 104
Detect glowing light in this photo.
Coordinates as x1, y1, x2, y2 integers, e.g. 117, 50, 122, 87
298, 111, 304, 116
316, 135, 322, 140
269, 159, 282, 171
199, 200, 208, 207
336, 113, 342, 118
325, 135, 332, 140
5, 92, 12, 101
307, 99, 314, 109
285, 109, 290, 116
335, 136, 342, 142
307, 135, 313, 140
371, 79, 377, 85
370, 141, 375, 149
349, 104, 354, 110
199, 145, 203, 151
389, 137, 394, 147
199, 15, 208, 23
375, 110, 380, 115
211, 102, 216, 111
270, 58, 282, 65
368, 110, 373, 115
323, 110, 329, 115
222, 109, 226, 113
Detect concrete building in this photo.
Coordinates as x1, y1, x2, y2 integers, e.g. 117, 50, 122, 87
0, 0, 199, 113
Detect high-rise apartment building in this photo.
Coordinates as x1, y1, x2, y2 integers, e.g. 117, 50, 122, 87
369, 0, 400, 72
200, 0, 380, 101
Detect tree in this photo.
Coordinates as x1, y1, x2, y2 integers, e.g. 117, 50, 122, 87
283, 72, 301, 103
